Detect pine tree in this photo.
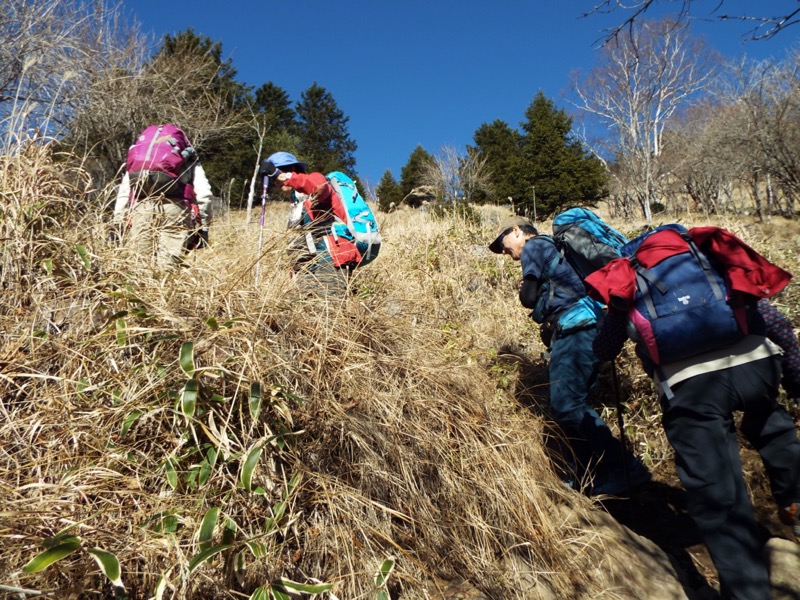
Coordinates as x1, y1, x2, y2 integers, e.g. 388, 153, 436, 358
375, 170, 403, 212
519, 92, 607, 215
153, 29, 252, 198
399, 146, 435, 198
470, 120, 524, 204
471, 92, 607, 216
295, 83, 357, 175
254, 82, 297, 135
157, 29, 246, 108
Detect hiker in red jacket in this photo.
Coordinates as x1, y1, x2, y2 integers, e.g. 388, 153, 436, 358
261, 152, 380, 294
587, 232, 800, 600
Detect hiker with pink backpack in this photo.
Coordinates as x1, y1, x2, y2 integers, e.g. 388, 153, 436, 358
113, 124, 213, 267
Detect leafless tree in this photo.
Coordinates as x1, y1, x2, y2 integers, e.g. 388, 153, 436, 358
421, 145, 493, 205
0, 0, 146, 152
571, 18, 719, 220
70, 34, 249, 190
584, 0, 800, 43
721, 52, 800, 217
660, 101, 744, 217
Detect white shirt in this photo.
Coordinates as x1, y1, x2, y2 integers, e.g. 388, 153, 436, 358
113, 163, 213, 228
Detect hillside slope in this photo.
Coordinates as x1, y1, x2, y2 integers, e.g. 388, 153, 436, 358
2, 150, 799, 599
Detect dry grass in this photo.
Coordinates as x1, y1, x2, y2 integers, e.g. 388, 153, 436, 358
2, 146, 800, 599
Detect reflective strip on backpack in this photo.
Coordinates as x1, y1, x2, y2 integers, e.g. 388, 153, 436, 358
144, 124, 164, 165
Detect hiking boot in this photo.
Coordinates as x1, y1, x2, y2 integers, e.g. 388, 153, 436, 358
590, 459, 652, 497
778, 503, 800, 541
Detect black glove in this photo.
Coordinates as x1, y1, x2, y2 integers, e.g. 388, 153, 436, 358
259, 159, 278, 178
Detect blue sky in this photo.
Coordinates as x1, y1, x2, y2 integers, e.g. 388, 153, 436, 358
126, 1, 797, 190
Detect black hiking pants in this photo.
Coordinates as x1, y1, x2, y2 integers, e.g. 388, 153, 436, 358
661, 355, 800, 600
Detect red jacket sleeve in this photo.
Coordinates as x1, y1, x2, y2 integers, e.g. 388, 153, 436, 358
281, 172, 326, 195
584, 257, 638, 306
282, 172, 347, 222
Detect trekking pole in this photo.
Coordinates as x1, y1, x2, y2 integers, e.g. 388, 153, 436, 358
611, 361, 635, 502
254, 175, 268, 286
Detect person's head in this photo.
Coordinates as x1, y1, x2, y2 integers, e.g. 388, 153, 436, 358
267, 151, 306, 174
262, 151, 307, 191
488, 215, 538, 260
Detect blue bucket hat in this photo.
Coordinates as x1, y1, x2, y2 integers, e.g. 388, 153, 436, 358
267, 151, 307, 171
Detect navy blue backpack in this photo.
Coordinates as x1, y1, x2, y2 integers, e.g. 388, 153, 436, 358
621, 224, 747, 365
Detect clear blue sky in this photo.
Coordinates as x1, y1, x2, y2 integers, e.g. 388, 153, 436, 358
126, 1, 797, 189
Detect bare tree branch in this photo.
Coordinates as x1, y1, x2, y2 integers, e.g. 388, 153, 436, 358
582, 0, 799, 44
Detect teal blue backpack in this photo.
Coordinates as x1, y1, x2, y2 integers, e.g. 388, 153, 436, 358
326, 171, 382, 265
552, 207, 628, 280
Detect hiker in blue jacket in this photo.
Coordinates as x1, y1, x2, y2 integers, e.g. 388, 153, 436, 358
591, 290, 800, 600
489, 215, 651, 496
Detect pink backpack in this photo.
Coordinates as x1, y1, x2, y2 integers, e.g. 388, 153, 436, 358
126, 124, 197, 199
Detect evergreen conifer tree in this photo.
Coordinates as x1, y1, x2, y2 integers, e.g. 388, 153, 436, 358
375, 170, 404, 212
472, 92, 607, 216
470, 120, 524, 205
519, 92, 607, 215
296, 83, 357, 175
400, 146, 435, 198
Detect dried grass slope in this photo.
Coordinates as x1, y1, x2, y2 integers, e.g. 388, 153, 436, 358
2, 145, 800, 599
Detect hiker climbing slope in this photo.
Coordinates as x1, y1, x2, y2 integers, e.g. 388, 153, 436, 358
261, 151, 380, 293
587, 224, 800, 600
113, 124, 213, 267
489, 215, 650, 496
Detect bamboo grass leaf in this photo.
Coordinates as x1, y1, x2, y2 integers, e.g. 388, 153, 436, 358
234, 550, 246, 576
221, 518, 237, 545
187, 544, 233, 573
264, 500, 287, 534
164, 457, 178, 490
244, 540, 268, 558
198, 447, 216, 487
154, 573, 169, 600
141, 511, 179, 534
179, 341, 195, 377
75, 244, 91, 269
121, 410, 142, 437
182, 378, 199, 420
86, 547, 124, 588
275, 578, 332, 593
374, 557, 395, 588
198, 507, 220, 552
269, 585, 291, 600
249, 381, 262, 421
240, 445, 262, 491
249, 585, 269, 600
115, 319, 127, 346
286, 472, 302, 495
22, 538, 81, 573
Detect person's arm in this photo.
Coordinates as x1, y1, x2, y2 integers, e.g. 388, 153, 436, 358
113, 172, 131, 225
519, 277, 540, 309
593, 308, 629, 362
756, 299, 800, 398
192, 164, 213, 228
